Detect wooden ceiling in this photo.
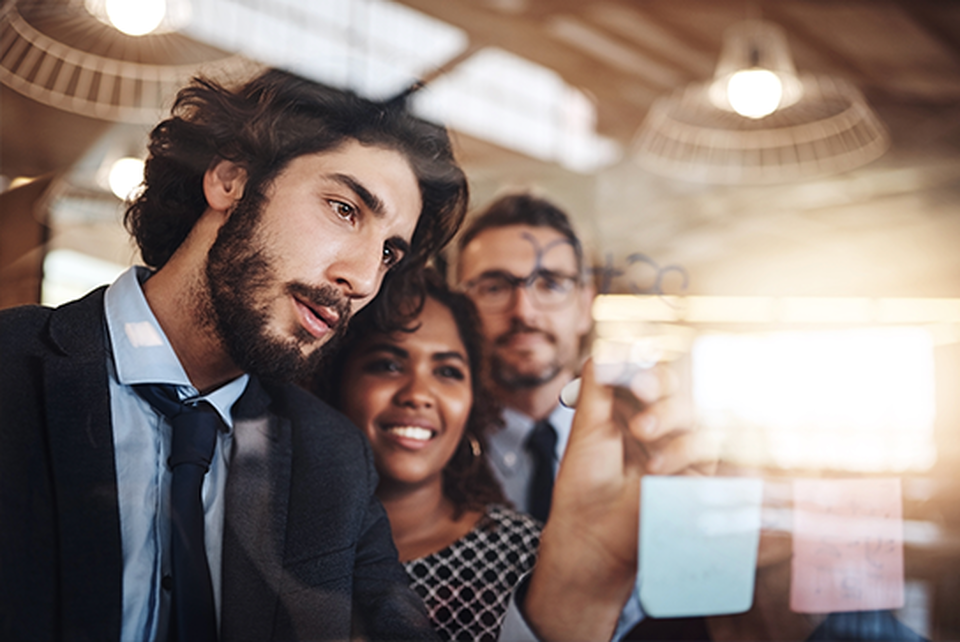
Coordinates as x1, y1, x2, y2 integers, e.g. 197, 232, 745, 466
3, 0, 960, 300
397, 0, 960, 299
401, 0, 960, 146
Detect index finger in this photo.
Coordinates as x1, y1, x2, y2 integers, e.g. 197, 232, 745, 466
624, 392, 694, 443
568, 358, 618, 444
626, 362, 679, 406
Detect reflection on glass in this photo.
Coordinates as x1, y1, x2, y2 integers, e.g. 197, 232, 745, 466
589, 305, 953, 639
692, 327, 936, 473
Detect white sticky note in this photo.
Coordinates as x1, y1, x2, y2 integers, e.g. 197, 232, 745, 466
790, 478, 905, 613
639, 476, 764, 617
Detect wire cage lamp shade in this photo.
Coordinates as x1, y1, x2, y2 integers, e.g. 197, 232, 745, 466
0, 0, 253, 125
634, 20, 889, 185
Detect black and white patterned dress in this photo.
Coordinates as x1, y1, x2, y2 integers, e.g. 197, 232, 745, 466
402, 504, 542, 641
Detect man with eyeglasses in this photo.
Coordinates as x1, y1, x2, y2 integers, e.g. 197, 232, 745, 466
456, 194, 594, 517
455, 193, 713, 641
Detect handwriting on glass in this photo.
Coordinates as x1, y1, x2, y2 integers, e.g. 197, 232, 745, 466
592, 252, 689, 296
790, 478, 905, 613
510, 229, 689, 297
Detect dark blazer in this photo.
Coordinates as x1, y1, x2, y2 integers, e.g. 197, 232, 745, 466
0, 288, 436, 641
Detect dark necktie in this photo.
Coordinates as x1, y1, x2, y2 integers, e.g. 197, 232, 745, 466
525, 419, 557, 523
135, 384, 221, 642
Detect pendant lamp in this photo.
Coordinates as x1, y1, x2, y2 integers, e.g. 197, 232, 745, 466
633, 20, 889, 184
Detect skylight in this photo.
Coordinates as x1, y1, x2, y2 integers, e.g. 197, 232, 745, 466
183, 0, 468, 99
411, 47, 622, 173
182, 1, 620, 173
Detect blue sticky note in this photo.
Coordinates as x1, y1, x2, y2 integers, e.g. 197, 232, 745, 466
639, 476, 764, 617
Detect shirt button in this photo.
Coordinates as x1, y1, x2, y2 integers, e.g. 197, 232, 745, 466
503, 451, 517, 468
162, 575, 174, 591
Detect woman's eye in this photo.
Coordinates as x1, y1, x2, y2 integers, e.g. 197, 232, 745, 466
330, 200, 356, 221
364, 358, 401, 374
436, 365, 465, 381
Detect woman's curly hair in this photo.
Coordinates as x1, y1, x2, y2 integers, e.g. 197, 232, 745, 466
124, 68, 468, 319
315, 268, 507, 516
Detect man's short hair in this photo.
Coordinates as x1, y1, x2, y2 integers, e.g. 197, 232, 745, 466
125, 67, 468, 272
455, 193, 583, 277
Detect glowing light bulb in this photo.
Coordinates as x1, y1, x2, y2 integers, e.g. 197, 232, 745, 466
105, 0, 166, 36
726, 69, 783, 119
108, 157, 145, 200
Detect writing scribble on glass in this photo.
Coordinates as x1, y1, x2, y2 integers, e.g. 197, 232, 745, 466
591, 252, 690, 296
521, 231, 576, 274
510, 229, 692, 298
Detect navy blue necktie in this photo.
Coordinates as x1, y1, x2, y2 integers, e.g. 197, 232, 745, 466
135, 384, 221, 642
525, 419, 557, 523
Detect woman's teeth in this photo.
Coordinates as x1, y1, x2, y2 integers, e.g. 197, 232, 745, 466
386, 426, 433, 441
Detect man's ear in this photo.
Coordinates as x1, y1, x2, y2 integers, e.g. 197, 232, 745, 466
203, 159, 247, 212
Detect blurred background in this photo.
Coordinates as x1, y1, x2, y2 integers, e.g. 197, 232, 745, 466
2, 0, 960, 639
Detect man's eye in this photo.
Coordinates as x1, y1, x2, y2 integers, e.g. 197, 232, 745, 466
478, 278, 509, 296
382, 244, 402, 267
536, 274, 573, 293
537, 276, 563, 292
330, 200, 355, 221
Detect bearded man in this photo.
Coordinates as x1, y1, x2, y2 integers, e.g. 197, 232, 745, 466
0, 68, 467, 642
456, 194, 712, 641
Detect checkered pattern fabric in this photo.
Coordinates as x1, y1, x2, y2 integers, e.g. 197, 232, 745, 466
403, 505, 542, 641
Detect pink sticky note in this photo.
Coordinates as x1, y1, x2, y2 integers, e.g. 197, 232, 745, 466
790, 478, 904, 613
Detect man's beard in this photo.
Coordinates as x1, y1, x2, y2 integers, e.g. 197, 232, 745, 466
203, 192, 351, 383
491, 320, 564, 390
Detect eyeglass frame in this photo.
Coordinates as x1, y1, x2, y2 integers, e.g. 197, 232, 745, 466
459, 268, 583, 313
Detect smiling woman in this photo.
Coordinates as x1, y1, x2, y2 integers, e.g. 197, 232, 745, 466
314, 269, 541, 641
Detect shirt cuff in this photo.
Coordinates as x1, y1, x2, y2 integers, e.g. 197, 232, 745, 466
611, 583, 645, 642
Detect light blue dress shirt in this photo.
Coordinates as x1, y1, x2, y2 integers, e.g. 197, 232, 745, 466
487, 404, 573, 514
104, 267, 249, 642
488, 402, 644, 641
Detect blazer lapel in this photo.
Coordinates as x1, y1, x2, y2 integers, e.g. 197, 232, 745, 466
44, 288, 123, 640
221, 376, 293, 642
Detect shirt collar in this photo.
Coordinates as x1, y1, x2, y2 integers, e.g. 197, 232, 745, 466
104, 266, 249, 428
499, 407, 536, 452
547, 403, 574, 457
500, 402, 575, 448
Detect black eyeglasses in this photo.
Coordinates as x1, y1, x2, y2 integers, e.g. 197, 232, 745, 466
460, 269, 580, 313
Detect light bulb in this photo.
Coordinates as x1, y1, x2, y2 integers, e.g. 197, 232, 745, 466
726, 69, 783, 119
108, 157, 145, 200
105, 0, 166, 36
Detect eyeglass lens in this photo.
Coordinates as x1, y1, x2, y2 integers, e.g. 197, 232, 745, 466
470, 271, 576, 311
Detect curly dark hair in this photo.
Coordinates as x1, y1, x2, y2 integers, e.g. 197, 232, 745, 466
315, 268, 507, 517
125, 67, 468, 314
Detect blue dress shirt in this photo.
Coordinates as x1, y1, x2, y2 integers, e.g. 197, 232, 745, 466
104, 267, 249, 642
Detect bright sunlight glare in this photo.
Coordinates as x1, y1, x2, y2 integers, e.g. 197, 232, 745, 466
692, 327, 937, 472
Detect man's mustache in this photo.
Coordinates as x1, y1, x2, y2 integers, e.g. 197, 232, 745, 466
494, 319, 556, 347
286, 281, 351, 334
